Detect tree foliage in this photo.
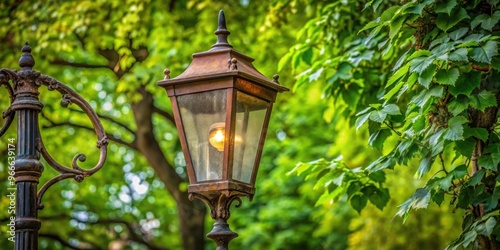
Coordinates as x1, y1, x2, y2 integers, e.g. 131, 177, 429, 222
286, 0, 500, 249
0, 0, 495, 249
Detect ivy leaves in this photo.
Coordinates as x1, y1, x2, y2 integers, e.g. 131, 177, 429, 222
289, 158, 390, 214
355, 2, 500, 246
283, 1, 500, 248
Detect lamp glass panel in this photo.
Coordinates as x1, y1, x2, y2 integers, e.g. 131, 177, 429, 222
177, 90, 227, 182
232, 91, 268, 183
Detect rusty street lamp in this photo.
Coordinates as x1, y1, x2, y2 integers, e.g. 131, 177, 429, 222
0, 43, 108, 250
157, 10, 288, 249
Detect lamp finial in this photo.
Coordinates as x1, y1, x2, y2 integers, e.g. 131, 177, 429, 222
211, 10, 233, 50
19, 41, 35, 69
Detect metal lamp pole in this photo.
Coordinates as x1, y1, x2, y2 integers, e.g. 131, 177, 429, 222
0, 43, 108, 250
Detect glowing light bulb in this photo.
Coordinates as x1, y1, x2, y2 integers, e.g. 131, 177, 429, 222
209, 123, 226, 151
208, 122, 243, 151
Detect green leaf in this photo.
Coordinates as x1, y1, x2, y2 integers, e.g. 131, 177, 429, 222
405, 1, 432, 15
478, 217, 497, 236
455, 138, 476, 158
302, 47, 313, 65
478, 154, 500, 171
463, 126, 489, 141
387, 63, 410, 87
449, 71, 481, 96
361, 186, 390, 210
448, 48, 469, 62
435, 67, 459, 86
449, 27, 469, 41
408, 49, 432, 60
444, 116, 468, 141
356, 112, 371, 130
480, 11, 500, 31
308, 68, 324, 82
452, 165, 468, 179
463, 229, 478, 248
471, 14, 489, 30
478, 143, 500, 171
412, 86, 444, 107
437, 173, 454, 190
469, 90, 497, 112
448, 95, 470, 115
350, 194, 368, 214
390, 15, 406, 39
410, 56, 435, 74
459, 33, 489, 48
360, 19, 381, 33
368, 171, 386, 182
278, 51, 293, 71
380, 6, 400, 22
381, 104, 401, 115
417, 156, 434, 178
384, 78, 406, 101
492, 56, 500, 70
470, 40, 498, 63
435, 0, 458, 15
369, 110, 387, 123
369, 129, 392, 150
396, 188, 431, 219
436, 8, 470, 32
432, 189, 445, 205
418, 64, 437, 88
466, 169, 485, 186
392, 50, 411, 71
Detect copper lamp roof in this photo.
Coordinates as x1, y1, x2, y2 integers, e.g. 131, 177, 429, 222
157, 10, 288, 93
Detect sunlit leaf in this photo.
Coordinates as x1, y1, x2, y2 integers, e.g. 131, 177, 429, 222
435, 67, 459, 86
469, 90, 497, 112
470, 40, 498, 63
418, 64, 437, 88
444, 116, 468, 141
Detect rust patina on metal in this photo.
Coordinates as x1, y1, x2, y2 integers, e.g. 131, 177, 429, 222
0, 43, 108, 250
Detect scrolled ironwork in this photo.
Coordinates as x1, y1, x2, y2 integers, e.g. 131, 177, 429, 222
0, 42, 109, 249
0, 70, 16, 136
34, 73, 108, 209
188, 190, 251, 250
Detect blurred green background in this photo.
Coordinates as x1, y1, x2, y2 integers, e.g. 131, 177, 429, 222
0, 0, 464, 249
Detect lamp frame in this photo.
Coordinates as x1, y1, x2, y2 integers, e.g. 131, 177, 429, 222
157, 10, 288, 250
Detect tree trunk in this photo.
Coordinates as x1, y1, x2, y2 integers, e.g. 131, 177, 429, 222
131, 86, 206, 250
469, 74, 500, 250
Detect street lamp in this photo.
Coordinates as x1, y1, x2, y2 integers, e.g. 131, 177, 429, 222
157, 10, 288, 250
0, 43, 107, 250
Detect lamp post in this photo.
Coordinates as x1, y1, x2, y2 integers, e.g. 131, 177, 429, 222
157, 10, 288, 249
0, 43, 108, 250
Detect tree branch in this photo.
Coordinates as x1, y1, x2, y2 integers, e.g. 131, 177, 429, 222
41, 113, 137, 150
39, 233, 99, 250
67, 108, 136, 135
73, 217, 169, 250
50, 58, 110, 69
153, 106, 176, 125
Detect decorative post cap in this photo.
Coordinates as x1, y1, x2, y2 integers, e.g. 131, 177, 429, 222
19, 42, 35, 69
211, 10, 233, 50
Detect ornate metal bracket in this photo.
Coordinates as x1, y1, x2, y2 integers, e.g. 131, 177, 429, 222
34, 73, 108, 209
189, 191, 253, 250
0, 43, 108, 210
0, 70, 15, 137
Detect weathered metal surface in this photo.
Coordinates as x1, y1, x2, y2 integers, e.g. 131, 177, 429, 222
157, 10, 288, 250
0, 42, 108, 250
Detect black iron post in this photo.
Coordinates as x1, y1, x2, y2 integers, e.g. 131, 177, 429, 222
0, 43, 108, 250
11, 43, 44, 250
